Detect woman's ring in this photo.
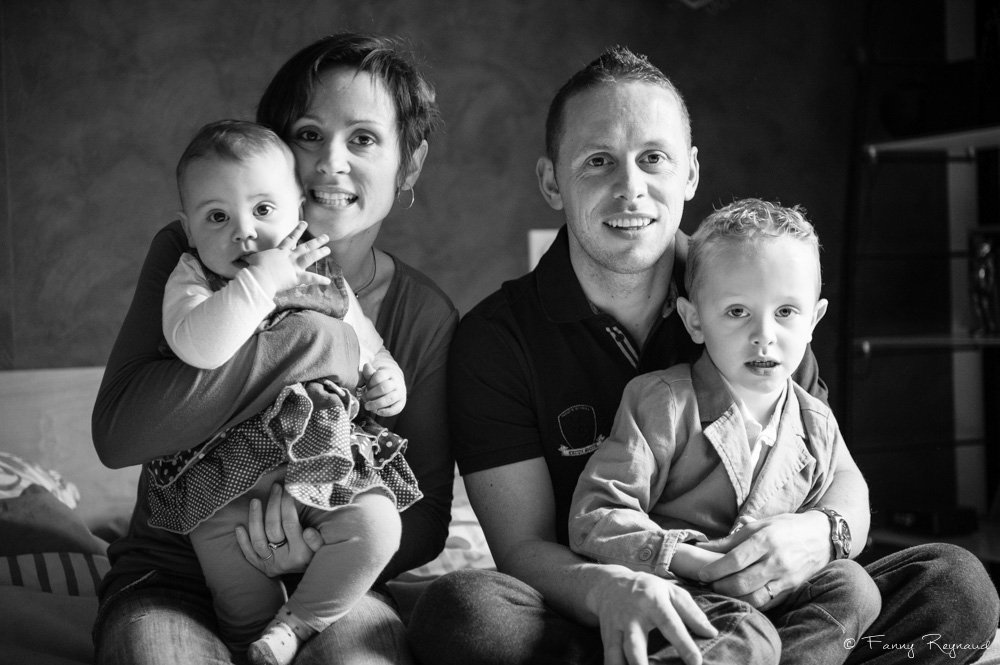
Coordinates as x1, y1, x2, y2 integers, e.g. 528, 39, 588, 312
268, 539, 288, 550
764, 582, 775, 600
262, 551, 274, 561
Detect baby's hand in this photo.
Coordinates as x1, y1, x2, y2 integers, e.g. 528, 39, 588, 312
360, 362, 407, 417
246, 221, 331, 293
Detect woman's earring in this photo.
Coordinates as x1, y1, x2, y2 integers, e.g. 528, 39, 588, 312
397, 186, 415, 210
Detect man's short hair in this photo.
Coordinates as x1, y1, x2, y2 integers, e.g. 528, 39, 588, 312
176, 119, 292, 206
685, 198, 823, 297
544, 45, 691, 164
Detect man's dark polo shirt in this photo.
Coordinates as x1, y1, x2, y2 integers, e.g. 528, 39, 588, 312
448, 225, 825, 546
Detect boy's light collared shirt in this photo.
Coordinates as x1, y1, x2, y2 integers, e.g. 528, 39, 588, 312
718, 373, 788, 480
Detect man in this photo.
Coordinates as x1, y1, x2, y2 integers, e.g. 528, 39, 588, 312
408, 46, 998, 665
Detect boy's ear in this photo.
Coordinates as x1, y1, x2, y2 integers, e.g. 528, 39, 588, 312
676, 296, 704, 344
536, 157, 563, 211
808, 298, 829, 341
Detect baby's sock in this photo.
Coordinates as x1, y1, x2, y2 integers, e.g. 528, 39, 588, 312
247, 609, 318, 665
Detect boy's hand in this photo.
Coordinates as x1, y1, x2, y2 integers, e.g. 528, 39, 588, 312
246, 221, 331, 293
360, 362, 407, 417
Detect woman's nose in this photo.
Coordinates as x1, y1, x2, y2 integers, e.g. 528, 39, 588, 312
317, 140, 350, 175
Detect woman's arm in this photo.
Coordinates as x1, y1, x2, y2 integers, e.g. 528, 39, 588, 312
376, 312, 457, 581
92, 221, 361, 469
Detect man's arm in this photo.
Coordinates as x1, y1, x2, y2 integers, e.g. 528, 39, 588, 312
465, 459, 715, 665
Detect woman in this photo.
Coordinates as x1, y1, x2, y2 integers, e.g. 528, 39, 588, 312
92, 32, 457, 664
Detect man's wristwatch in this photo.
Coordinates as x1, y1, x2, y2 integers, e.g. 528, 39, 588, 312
811, 507, 851, 560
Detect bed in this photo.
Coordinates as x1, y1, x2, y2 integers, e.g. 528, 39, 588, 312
0, 367, 995, 663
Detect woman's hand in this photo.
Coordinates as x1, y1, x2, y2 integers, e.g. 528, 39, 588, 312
235, 482, 323, 577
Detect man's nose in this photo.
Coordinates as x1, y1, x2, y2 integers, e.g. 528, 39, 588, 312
613, 161, 645, 202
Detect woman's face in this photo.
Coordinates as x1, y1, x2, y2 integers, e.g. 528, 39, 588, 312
287, 66, 402, 243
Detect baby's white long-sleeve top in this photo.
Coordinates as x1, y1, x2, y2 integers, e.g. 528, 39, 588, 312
162, 252, 395, 375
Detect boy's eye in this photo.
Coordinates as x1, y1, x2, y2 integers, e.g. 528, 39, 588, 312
255, 203, 275, 217
207, 211, 228, 224
776, 306, 796, 318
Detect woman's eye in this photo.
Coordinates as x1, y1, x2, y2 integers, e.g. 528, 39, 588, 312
207, 211, 228, 224
255, 203, 275, 217
352, 133, 376, 147
295, 128, 321, 143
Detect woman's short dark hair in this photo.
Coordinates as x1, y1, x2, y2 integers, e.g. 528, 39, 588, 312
544, 45, 691, 164
256, 32, 442, 180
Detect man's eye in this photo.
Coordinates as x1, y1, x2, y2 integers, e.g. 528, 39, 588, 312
255, 203, 275, 217
587, 156, 608, 167
208, 211, 228, 224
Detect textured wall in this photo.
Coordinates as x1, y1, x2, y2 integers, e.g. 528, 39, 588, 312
0, 0, 860, 400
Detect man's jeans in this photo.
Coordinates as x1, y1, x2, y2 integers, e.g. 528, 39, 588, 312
408, 543, 999, 665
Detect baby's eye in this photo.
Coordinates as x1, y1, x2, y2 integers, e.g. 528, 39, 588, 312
207, 211, 228, 224
255, 203, 275, 217
726, 307, 748, 318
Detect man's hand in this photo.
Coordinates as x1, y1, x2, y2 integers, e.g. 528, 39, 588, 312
590, 566, 717, 665
235, 482, 323, 577
696, 511, 830, 610
361, 362, 407, 417
246, 221, 331, 293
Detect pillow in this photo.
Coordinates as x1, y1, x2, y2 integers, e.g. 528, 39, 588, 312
0, 551, 109, 597
0, 451, 80, 509
0, 484, 108, 556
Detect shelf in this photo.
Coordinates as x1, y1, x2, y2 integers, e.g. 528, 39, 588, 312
855, 335, 1000, 355
871, 524, 1000, 565
864, 126, 1000, 159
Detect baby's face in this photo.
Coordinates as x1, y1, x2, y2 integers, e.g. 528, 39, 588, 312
686, 237, 827, 403
180, 146, 303, 278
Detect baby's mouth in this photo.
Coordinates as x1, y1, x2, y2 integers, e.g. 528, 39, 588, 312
747, 359, 778, 368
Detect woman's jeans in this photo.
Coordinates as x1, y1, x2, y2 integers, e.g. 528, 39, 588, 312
93, 572, 414, 665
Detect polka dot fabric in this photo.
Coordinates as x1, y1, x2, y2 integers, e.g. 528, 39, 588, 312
147, 381, 421, 534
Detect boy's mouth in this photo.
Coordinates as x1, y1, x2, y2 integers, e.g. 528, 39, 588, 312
747, 359, 778, 369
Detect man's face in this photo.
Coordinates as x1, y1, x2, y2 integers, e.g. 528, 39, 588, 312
538, 81, 699, 278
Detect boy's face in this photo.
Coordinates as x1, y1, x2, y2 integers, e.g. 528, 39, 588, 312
179, 146, 303, 279
678, 237, 828, 403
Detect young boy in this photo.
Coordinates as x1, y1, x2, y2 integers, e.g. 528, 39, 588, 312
150, 120, 420, 665
568, 198, 879, 664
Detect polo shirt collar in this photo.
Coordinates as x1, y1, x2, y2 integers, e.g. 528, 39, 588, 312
536, 225, 690, 324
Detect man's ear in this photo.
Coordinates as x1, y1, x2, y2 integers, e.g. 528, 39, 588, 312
400, 139, 429, 191
536, 157, 563, 211
685, 146, 700, 202
676, 296, 705, 344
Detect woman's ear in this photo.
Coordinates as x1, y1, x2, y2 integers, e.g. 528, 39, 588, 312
536, 157, 563, 211
676, 296, 705, 344
400, 139, 429, 191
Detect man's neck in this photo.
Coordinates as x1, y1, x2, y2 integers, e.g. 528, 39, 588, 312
571, 249, 675, 349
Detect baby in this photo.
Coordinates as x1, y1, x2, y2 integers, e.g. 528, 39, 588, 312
149, 119, 420, 665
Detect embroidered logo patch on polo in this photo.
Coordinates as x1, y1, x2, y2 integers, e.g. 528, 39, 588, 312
557, 405, 604, 457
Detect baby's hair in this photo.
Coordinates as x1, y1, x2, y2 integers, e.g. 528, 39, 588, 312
685, 197, 822, 297
176, 119, 293, 205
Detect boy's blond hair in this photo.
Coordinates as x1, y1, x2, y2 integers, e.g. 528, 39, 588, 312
685, 197, 822, 297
